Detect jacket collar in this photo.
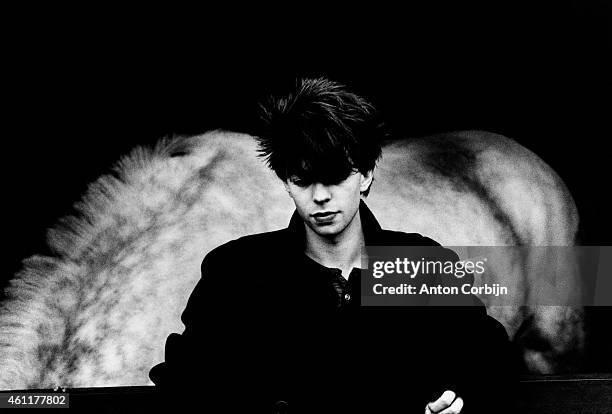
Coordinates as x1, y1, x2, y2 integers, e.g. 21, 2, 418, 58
286, 200, 384, 247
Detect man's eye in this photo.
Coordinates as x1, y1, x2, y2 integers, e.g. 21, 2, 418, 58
291, 178, 309, 187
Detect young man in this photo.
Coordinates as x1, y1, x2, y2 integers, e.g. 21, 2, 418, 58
150, 78, 516, 413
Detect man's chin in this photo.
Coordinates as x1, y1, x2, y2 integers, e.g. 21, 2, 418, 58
310, 223, 343, 238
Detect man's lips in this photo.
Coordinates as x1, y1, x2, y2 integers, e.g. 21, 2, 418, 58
311, 211, 339, 223
312, 211, 339, 218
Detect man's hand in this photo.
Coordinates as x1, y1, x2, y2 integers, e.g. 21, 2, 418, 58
425, 390, 463, 414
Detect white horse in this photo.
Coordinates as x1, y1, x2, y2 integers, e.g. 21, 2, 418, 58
0, 130, 582, 389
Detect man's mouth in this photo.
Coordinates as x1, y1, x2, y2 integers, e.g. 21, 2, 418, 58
311, 211, 339, 223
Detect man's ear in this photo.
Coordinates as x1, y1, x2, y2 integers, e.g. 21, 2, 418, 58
360, 170, 374, 193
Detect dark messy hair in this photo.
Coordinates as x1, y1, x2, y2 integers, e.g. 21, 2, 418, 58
255, 77, 383, 196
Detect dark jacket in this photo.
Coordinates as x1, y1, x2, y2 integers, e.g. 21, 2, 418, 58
150, 202, 518, 413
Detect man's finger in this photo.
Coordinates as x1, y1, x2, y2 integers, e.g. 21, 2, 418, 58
439, 397, 464, 414
427, 390, 456, 412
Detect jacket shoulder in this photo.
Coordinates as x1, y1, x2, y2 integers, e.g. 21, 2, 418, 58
201, 229, 288, 267
378, 230, 442, 247
377, 230, 459, 258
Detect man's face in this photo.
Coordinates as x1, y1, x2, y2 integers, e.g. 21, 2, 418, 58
284, 170, 373, 238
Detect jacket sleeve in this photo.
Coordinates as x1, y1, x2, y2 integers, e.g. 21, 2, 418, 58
417, 237, 519, 412
450, 307, 520, 414
149, 240, 281, 412
148, 243, 232, 390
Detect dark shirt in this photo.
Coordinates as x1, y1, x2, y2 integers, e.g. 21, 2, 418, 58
302, 254, 359, 308
150, 201, 518, 413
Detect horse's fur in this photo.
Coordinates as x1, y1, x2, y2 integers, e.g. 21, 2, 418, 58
0, 130, 583, 389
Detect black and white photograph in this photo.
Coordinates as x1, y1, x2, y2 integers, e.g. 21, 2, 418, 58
1, 3, 611, 412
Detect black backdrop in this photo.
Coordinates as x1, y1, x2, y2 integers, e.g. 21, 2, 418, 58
3, 2, 611, 373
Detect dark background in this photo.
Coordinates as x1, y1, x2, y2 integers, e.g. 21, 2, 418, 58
3, 2, 610, 372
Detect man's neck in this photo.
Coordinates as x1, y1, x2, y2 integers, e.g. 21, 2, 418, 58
304, 210, 364, 279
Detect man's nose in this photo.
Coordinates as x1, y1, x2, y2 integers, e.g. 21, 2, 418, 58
312, 183, 331, 203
